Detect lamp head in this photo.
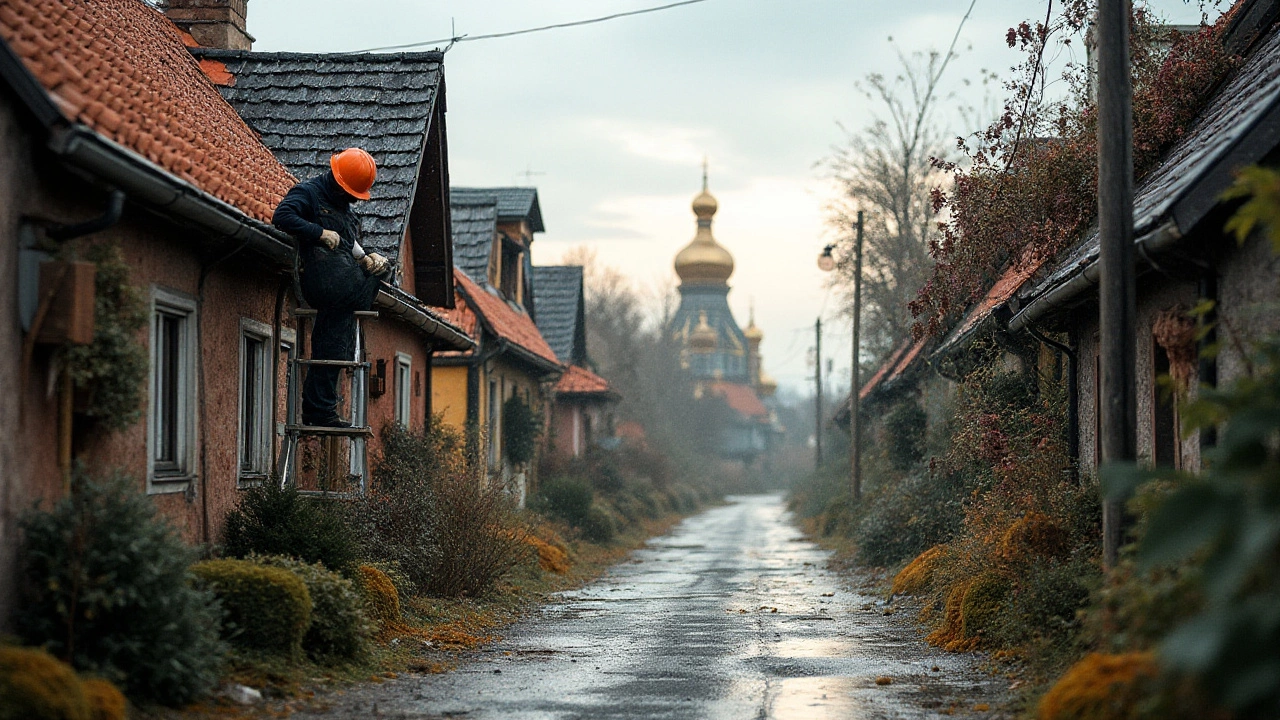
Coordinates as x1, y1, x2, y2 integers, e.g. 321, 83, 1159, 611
817, 244, 836, 272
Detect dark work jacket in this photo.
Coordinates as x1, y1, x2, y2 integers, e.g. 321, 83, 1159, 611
272, 172, 370, 311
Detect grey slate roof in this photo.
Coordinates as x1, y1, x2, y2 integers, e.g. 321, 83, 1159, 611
1018, 23, 1280, 310
197, 50, 444, 260
450, 197, 498, 283
451, 187, 544, 233
531, 266, 585, 364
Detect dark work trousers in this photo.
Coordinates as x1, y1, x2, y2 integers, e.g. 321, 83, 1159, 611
299, 214, 381, 424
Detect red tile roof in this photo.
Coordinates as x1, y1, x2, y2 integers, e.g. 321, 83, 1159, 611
0, 0, 295, 223
555, 364, 617, 397
860, 337, 913, 400
442, 270, 559, 367
952, 251, 1048, 339
709, 382, 768, 419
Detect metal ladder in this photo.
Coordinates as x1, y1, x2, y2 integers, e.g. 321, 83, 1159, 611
276, 307, 378, 496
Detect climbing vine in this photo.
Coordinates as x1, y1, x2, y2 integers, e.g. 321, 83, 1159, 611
60, 243, 148, 430
503, 393, 542, 466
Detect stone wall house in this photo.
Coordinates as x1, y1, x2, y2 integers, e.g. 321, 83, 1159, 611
0, 0, 469, 626
433, 189, 563, 502
933, 5, 1280, 477
530, 265, 621, 459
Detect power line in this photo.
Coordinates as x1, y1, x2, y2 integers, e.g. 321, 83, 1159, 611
351, 0, 712, 54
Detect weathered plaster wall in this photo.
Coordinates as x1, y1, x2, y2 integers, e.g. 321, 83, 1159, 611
431, 364, 469, 430
1217, 232, 1280, 383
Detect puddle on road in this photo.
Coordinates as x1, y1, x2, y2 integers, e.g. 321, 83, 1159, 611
769, 676, 864, 719
768, 637, 858, 658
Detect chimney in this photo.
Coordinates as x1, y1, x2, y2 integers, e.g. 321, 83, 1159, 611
164, 0, 254, 51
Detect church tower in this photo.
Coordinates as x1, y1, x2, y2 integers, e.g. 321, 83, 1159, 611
670, 166, 750, 383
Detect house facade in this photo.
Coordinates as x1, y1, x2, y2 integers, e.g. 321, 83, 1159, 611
932, 4, 1280, 477
0, 0, 467, 626
433, 189, 562, 500
530, 264, 621, 459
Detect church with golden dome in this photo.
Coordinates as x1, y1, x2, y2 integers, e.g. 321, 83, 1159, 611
669, 167, 777, 458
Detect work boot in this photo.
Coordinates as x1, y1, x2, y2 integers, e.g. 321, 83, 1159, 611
301, 413, 351, 429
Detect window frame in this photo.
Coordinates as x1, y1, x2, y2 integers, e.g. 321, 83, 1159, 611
238, 318, 274, 485
394, 352, 413, 429
147, 287, 199, 494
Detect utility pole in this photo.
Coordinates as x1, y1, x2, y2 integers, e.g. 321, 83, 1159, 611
850, 211, 864, 500
1097, 0, 1137, 569
814, 317, 823, 470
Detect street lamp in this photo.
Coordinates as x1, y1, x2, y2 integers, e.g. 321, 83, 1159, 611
817, 211, 864, 500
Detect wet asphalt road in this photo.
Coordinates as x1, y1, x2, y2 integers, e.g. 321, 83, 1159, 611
300, 494, 1008, 719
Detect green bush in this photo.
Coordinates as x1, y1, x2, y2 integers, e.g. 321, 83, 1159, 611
534, 475, 594, 528
581, 506, 617, 544
222, 482, 356, 571
190, 559, 312, 661
0, 646, 89, 720
16, 471, 225, 706
503, 394, 542, 466
249, 555, 372, 664
884, 400, 927, 471
854, 469, 966, 566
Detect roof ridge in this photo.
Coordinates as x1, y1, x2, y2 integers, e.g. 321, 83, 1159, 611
190, 48, 445, 63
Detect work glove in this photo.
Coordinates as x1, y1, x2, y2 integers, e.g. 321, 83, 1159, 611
319, 229, 341, 251
360, 252, 389, 275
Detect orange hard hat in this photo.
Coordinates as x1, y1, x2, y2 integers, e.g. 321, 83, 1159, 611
330, 148, 376, 200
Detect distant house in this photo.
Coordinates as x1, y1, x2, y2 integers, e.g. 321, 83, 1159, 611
194, 46, 471, 445
433, 189, 562, 500
932, 5, 1280, 474
530, 265, 620, 458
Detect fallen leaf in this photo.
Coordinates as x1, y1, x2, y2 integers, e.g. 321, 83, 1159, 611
875, 676, 892, 686
974, 703, 990, 711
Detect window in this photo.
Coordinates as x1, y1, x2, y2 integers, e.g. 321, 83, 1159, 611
395, 352, 412, 428
239, 319, 273, 483
499, 239, 523, 303
1153, 340, 1180, 469
149, 288, 198, 491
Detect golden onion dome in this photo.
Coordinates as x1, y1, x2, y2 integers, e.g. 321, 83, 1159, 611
674, 173, 734, 286
689, 311, 718, 353
758, 372, 778, 398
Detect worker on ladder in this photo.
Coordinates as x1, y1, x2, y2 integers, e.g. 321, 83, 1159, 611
273, 148, 391, 428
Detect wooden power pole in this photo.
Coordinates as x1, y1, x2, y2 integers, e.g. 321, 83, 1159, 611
850, 211, 864, 500
814, 317, 823, 470
1097, 0, 1137, 569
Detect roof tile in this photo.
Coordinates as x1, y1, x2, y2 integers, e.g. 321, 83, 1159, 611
555, 365, 616, 396
0, 0, 296, 223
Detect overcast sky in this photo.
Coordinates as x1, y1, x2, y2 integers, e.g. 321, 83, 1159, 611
248, 0, 1208, 396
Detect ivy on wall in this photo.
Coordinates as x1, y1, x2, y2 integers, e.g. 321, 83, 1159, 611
503, 393, 542, 466
60, 242, 148, 431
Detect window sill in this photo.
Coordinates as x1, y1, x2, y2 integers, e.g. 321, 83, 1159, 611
147, 474, 195, 495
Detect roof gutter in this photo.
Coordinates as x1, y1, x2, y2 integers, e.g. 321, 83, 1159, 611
45, 124, 295, 264
375, 288, 473, 352
1007, 221, 1182, 333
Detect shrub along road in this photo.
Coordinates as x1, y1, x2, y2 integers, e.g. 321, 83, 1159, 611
295, 494, 1008, 719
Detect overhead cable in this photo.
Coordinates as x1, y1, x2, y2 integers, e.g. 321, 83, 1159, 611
351, 0, 711, 53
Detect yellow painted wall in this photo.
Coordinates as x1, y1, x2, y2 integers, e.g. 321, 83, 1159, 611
431, 365, 470, 431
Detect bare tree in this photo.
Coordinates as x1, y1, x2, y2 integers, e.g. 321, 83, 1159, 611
823, 48, 966, 359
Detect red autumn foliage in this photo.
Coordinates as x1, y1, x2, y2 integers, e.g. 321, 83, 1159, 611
911, 4, 1240, 338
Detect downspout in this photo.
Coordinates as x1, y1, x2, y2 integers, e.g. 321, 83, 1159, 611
271, 277, 289, 470
195, 239, 251, 543
466, 339, 506, 464
1026, 322, 1080, 481
33, 189, 127, 492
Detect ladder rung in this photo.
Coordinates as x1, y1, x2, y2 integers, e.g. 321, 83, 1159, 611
354, 310, 379, 319
286, 424, 373, 436
293, 359, 369, 368
294, 308, 318, 317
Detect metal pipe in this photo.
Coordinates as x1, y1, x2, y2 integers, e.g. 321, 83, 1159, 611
1097, 0, 1137, 569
